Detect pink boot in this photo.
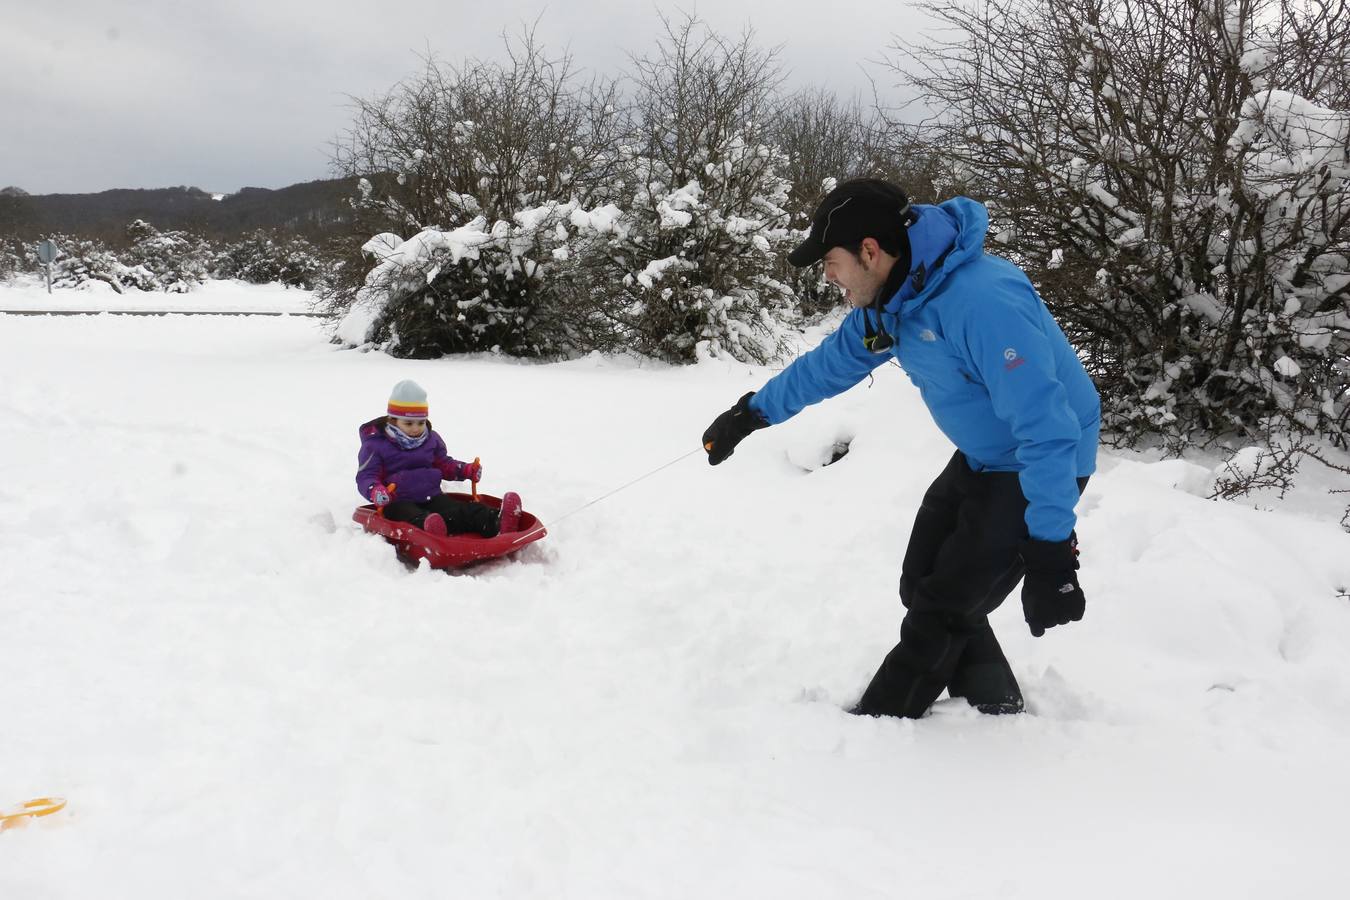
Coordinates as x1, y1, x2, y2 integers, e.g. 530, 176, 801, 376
498, 492, 522, 533
422, 513, 448, 536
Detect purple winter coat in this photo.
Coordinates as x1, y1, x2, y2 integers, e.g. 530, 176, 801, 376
355, 418, 473, 503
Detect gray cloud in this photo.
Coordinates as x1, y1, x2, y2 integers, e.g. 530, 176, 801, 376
1, 1, 922, 195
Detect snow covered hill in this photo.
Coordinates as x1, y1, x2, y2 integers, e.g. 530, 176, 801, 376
2, 285, 1348, 899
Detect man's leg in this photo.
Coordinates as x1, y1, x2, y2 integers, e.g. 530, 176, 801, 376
946, 620, 1023, 714
855, 459, 1031, 718
853, 608, 972, 717
897, 452, 966, 608
945, 473, 1092, 712
855, 453, 974, 717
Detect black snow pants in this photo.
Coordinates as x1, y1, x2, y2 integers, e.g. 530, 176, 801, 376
854, 451, 1088, 718
383, 494, 501, 537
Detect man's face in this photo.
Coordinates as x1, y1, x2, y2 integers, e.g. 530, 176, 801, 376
822, 240, 894, 308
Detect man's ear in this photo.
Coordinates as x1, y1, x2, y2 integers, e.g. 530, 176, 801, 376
859, 237, 882, 265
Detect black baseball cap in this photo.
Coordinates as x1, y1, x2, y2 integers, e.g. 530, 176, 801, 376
787, 178, 913, 267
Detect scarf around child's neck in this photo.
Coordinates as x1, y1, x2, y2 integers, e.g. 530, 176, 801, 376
386, 422, 430, 450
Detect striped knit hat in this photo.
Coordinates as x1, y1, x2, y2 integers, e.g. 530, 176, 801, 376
387, 379, 429, 419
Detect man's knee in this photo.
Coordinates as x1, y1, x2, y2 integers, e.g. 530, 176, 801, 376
899, 572, 919, 609
896, 610, 966, 674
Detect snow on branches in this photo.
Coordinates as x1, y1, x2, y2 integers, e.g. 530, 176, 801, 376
896, 0, 1350, 449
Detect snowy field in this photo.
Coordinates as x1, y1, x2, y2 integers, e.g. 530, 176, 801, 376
0, 278, 317, 315
2, 282, 1349, 899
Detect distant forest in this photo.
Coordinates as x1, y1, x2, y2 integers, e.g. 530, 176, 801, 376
0, 178, 378, 246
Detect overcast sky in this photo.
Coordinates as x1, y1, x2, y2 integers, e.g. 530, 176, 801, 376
1, 1, 931, 196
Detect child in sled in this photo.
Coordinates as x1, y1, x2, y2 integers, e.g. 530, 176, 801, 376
356, 379, 523, 536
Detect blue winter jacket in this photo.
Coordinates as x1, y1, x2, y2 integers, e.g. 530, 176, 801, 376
751, 198, 1100, 541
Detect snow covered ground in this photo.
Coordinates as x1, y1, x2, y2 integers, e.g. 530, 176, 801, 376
2, 283, 1349, 899
0, 278, 317, 315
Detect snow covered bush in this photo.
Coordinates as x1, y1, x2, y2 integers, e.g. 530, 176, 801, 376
325, 30, 627, 357
896, 0, 1350, 449
216, 231, 326, 289
335, 202, 600, 356
28, 234, 155, 293
570, 147, 801, 363
0, 189, 33, 264
586, 16, 802, 363
326, 18, 819, 363
0, 238, 22, 282
10, 227, 217, 293
124, 219, 211, 292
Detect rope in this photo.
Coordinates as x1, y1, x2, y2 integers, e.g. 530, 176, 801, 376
550, 447, 704, 526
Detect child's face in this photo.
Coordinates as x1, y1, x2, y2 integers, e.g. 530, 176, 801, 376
392, 417, 427, 437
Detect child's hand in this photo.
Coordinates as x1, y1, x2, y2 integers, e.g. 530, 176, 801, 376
370, 485, 392, 507
439, 459, 482, 482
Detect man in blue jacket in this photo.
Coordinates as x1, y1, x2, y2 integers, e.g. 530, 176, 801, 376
702, 178, 1101, 718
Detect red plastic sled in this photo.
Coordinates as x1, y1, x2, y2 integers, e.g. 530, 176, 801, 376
353, 492, 547, 569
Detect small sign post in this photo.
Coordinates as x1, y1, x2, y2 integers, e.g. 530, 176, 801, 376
36, 239, 58, 294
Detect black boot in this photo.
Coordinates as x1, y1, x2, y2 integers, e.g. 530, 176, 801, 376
947, 622, 1024, 715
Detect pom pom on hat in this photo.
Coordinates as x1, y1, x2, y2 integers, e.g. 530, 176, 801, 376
387, 379, 429, 419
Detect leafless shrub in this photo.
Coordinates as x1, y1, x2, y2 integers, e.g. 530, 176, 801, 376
889, 0, 1350, 449
1209, 438, 1310, 499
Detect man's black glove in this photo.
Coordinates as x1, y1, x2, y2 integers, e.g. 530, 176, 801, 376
1020, 535, 1085, 637
702, 392, 769, 465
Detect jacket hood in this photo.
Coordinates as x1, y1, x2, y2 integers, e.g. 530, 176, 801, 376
883, 197, 990, 314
